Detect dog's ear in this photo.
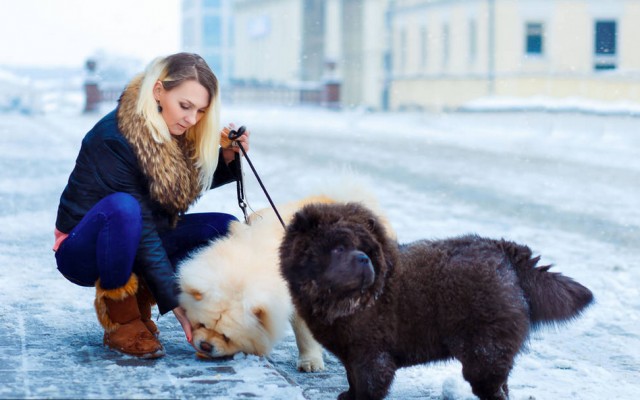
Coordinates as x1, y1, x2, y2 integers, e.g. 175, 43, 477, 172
287, 205, 322, 234
187, 288, 204, 301
345, 203, 381, 234
252, 306, 272, 332
253, 306, 265, 322
366, 217, 377, 233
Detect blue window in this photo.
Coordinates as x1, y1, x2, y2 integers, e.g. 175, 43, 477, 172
204, 53, 222, 75
595, 21, 616, 55
525, 23, 543, 55
204, 0, 221, 7
203, 15, 222, 47
594, 20, 617, 70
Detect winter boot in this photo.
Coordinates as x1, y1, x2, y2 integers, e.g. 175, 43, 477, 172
94, 274, 165, 358
136, 277, 159, 337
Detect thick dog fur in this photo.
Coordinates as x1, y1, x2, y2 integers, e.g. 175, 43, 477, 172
279, 202, 594, 399
178, 180, 394, 372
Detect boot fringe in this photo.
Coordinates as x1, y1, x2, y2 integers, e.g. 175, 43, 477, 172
95, 274, 139, 333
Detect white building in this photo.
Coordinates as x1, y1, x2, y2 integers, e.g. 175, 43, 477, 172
390, 0, 640, 111
228, 0, 390, 109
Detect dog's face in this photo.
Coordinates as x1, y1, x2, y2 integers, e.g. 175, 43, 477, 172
325, 244, 376, 292
280, 202, 397, 322
180, 286, 276, 358
177, 224, 292, 359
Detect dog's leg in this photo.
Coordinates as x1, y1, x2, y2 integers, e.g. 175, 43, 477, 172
291, 311, 325, 372
349, 352, 396, 399
457, 339, 514, 400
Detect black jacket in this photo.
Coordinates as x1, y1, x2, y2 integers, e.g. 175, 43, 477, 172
56, 109, 238, 314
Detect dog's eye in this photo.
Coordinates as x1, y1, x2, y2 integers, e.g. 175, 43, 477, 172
221, 334, 231, 343
332, 245, 345, 254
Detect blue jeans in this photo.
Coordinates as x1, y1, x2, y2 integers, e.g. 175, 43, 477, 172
55, 192, 237, 289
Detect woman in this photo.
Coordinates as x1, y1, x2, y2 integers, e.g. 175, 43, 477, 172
53, 53, 249, 358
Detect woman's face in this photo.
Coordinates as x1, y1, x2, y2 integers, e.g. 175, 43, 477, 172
154, 80, 210, 136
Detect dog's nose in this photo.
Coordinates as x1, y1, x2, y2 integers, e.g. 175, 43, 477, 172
355, 252, 371, 267
200, 341, 213, 353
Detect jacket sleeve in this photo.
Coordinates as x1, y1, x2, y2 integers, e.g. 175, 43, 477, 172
211, 149, 240, 189
95, 137, 179, 315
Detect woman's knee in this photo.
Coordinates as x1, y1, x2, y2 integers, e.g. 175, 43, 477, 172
206, 213, 238, 237
100, 193, 142, 225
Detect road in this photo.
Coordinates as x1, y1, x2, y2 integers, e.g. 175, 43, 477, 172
0, 106, 638, 399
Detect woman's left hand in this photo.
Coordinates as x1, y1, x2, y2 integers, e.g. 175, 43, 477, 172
221, 123, 250, 164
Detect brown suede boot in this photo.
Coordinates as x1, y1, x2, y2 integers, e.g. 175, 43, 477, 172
95, 274, 165, 358
136, 278, 159, 337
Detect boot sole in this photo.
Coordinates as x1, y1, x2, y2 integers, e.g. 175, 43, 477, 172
104, 343, 166, 359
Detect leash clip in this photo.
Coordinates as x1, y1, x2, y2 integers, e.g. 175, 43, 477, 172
228, 125, 286, 229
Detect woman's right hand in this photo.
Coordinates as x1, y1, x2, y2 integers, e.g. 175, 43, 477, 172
172, 306, 198, 351
220, 123, 250, 164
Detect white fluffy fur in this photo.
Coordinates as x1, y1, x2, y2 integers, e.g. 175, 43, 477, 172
178, 213, 294, 356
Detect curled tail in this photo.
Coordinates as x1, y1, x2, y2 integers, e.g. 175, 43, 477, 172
500, 240, 594, 328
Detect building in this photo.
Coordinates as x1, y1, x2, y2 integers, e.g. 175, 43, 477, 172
389, 0, 640, 111
181, 0, 640, 111
229, 0, 335, 106
180, 0, 389, 109
227, 0, 391, 109
181, 0, 235, 85
341, 0, 389, 110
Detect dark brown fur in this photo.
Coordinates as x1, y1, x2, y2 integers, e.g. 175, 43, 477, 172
279, 203, 593, 400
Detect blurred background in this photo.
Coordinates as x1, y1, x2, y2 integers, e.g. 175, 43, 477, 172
1, 0, 639, 116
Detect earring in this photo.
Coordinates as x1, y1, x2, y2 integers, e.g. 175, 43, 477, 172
157, 101, 163, 113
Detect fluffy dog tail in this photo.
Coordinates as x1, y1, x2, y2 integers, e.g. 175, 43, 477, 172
501, 240, 594, 328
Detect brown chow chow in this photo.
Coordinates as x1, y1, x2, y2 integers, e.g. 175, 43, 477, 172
279, 202, 594, 400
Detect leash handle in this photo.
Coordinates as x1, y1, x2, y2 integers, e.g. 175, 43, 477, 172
228, 125, 246, 141
228, 126, 286, 229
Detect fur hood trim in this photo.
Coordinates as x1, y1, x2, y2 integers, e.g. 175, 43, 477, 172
117, 75, 201, 219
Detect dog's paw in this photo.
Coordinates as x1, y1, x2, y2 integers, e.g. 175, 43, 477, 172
297, 354, 325, 372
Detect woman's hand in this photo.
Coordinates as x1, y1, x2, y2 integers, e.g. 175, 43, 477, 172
172, 306, 197, 350
220, 123, 250, 164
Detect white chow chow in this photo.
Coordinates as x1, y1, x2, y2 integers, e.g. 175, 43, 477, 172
177, 180, 394, 372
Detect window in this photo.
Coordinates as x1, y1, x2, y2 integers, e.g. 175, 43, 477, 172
525, 23, 544, 55
442, 24, 449, 69
204, 53, 223, 76
399, 28, 407, 74
204, 0, 221, 7
469, 19, 477, 63
594, 20, 617, 70
420, 25, 428, 70
203, 15, 222, 47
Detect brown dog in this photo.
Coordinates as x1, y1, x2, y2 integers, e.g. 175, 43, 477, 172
279, 202, 594, 400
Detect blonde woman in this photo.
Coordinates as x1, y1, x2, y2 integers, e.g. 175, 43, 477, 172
53, 53, 249, 358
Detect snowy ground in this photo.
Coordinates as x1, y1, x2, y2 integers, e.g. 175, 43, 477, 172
0, 103, 638, 399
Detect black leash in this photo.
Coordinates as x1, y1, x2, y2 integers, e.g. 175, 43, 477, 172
229, 126, 286, 229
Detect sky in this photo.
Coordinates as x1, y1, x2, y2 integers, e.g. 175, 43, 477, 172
0, 0, 181, 69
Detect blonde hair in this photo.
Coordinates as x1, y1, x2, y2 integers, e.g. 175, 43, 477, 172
136, 53, 221, 192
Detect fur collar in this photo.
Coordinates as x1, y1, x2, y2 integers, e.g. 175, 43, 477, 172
117, 76, 201, 222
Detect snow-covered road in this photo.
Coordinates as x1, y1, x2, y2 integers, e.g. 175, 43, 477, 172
0, 105, 638, 399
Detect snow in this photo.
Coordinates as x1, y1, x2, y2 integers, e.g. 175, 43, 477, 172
1, 99, 639, 399
460, 95, 640, 116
